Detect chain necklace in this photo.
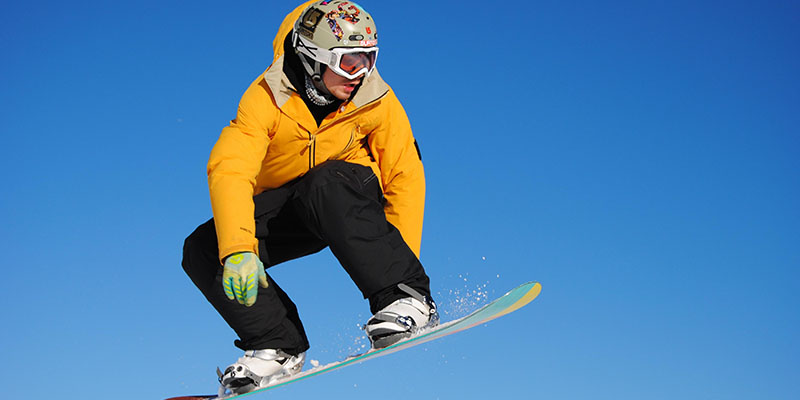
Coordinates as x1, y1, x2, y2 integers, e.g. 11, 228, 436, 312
304, 75, 335, 106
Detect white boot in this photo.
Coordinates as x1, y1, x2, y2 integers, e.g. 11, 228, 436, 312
365, 284, 439, 349
218, 349, 305, 394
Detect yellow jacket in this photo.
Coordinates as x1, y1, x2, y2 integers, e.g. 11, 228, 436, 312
207, 1, 425, 263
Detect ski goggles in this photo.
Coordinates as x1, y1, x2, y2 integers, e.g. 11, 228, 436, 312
294, 33, 379, 80
332, 48, 378, 79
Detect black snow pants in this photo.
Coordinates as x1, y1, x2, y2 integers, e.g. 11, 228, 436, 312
182, 160, 431, 356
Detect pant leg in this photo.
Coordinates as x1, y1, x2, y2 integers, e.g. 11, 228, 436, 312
289, 160, 432, 314
182, 160, 433, 353
181, 186, 325, 355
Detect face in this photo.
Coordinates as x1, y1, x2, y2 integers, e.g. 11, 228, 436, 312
322, 68, 363, 100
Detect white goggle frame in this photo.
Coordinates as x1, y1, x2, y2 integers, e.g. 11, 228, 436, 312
293, 31, 379, 80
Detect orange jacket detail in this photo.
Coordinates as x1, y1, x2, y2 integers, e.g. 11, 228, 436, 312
207, 2, 425, 263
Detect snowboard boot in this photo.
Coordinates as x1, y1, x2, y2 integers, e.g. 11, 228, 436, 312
365, 283, 439, 349
218, 349, 305, 394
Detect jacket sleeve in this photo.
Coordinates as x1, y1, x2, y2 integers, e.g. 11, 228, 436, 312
207, 78, 275, 263
368, 91, 426, 258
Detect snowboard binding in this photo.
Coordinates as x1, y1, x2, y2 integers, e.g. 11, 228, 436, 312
365, 283, 439, 349
217, 349, 305, 395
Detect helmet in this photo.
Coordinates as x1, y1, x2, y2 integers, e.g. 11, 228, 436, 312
292, 1, 379, 81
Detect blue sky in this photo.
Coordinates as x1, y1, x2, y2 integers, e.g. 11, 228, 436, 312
1, 1, 798, 399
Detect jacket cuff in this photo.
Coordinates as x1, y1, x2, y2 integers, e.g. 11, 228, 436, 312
218, 243, 260, 265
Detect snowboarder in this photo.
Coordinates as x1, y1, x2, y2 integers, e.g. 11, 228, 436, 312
181, 0, 438, 394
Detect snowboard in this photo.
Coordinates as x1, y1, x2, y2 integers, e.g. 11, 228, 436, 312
165, 281, 542, 400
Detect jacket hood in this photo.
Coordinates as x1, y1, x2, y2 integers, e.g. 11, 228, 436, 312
272, 1, 312, 62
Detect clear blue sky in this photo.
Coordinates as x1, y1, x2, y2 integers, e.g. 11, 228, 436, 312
1, 1, 798, 399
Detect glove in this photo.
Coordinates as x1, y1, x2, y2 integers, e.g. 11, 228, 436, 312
222, 252, 268, 307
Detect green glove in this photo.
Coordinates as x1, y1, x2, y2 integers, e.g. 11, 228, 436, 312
222, 252, 268, 307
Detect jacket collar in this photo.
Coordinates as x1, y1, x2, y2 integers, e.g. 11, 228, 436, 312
264, 55, 390, 123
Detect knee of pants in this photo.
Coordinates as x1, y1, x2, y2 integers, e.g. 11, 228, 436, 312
181, 220, 219, 283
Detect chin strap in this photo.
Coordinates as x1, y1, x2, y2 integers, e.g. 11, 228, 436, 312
297, 52, 335, 103
297, 52, 323, 82
292, 30, 338, 105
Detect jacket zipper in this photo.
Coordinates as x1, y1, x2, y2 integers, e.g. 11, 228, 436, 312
308, 101, 378, 169
309, 107, 361, 168
307, 132, 317, 169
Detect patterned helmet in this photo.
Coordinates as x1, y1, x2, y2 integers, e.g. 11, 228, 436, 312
292, 1, 379, 80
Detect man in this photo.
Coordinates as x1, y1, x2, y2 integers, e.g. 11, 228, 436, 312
182, 1, 438, 394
